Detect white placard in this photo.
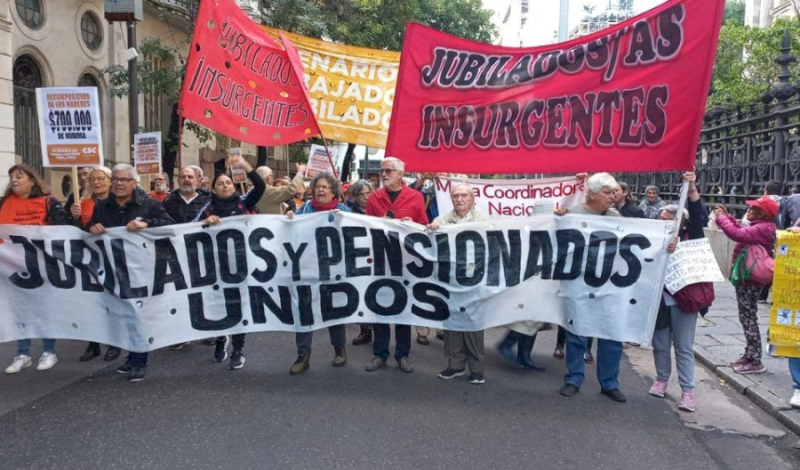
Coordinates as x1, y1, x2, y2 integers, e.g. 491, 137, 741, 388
36, 87, 104, 168
133, 132, 162, 176
306, 144, 341, 177
664, 238, 725, 294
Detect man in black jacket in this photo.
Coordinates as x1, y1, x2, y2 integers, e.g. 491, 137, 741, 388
163, 166, 211, 224
88, 163, 174, 382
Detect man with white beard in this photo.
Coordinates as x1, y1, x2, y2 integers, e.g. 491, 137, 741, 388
150, 172, 171, 203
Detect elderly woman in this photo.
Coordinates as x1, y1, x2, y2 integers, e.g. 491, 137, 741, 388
428, 182, 488, 384
286, 172, 350, 375
639, 185, 666, 219
195, 154, 265, 371
1, 164, 71, 374
714, 195, 778, 375
648, 172, 705, 412
73, 166, 121, 362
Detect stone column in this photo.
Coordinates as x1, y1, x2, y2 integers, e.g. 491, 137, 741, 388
0, 0, 14, 189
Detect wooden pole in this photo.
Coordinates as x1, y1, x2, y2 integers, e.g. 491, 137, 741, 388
71, 166, 79, 202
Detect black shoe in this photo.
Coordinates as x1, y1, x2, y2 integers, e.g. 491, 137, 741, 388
128, 366, 145, 382
438, 368, 467, 380
553, 345, 564, 360
104, 347, 121, 362
468, 372, 485, 384
416, 335, 429, 345
583, 351, 594, 364
559, 384, 580, 397
602, 388, 627, 403
517, 335, 544, 371
352, 330, 372, 346
213, 336, 229, 363
79, 344, 100, 362
116, 359, 132, 374
228, 351, 245, 370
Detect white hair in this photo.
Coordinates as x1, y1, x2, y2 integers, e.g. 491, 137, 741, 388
112, 163, 139, 183
450, 182, 473, 196
186, 165, 204, 179
256, 166, 272, 180
382, 156, 405, 172
585, 172, 617, 195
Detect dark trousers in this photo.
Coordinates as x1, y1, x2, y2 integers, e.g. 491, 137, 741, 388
372, 324, 411, 361
216, 334, 246, 352
129, 352, 148, 367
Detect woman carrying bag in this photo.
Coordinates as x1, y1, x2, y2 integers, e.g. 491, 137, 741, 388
714, 195, 779, 375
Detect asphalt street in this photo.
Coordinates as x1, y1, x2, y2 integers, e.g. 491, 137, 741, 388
0, 326, 797, 470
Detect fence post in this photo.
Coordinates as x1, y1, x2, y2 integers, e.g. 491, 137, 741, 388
772, 29, 797, 184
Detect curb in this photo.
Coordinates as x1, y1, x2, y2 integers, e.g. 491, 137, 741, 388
694, 346, 800, 436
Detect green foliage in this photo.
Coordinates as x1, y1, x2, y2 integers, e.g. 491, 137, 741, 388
724, 0, 745, 27
709, 17, 800, 110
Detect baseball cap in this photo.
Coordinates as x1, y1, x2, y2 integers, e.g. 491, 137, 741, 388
746, 196, 779, 219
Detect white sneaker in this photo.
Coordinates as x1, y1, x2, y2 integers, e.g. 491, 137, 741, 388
5, 355, 32, 374
790, 389, 800, 409
36, 352, 58, 371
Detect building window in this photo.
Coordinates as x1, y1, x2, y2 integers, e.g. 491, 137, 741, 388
80, 12, 102, 51
16, 0, 44, 30
78, 73, 102, 118
13, 55, 44, 173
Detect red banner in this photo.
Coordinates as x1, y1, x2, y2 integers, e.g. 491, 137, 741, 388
386, 0, 725, 174
178, 0, 320, 146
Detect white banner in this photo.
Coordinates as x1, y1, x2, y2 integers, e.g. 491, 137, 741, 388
664, 238, 725, 294
36, 87, 104, 168
435, 176, 585, 218
0, 213, 672, 352
134, 132, 162, 176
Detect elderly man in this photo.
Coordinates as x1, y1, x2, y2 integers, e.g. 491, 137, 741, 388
163, 166, 211, 224
555, 172, 627, 403
428, 182, 488, 384
88, 164, 174, 382
150, 172, 170, 202
255, 164, 307, 214
364, 156, 428, 373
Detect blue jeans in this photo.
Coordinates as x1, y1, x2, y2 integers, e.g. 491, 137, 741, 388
652, 305, 698, 392
564, 331, 622, 391
373, 324, 411, 361
295, 325, 346, 356
17, 339, 55, 356
789, 358, 800, 390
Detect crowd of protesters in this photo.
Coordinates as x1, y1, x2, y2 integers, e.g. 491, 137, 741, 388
1, 154, 798, 415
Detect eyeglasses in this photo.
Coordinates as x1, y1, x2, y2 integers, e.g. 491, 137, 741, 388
111, 177, 135, 184
89, 177, 108, 183
380, 169, 397, 174
315, 185, 332, 190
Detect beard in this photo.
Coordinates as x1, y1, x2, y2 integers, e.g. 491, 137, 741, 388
179, 185, 195, 195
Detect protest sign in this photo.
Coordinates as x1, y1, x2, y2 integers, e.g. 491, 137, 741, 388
36, 87, 104, 167
0, 212, 671, 352
663, 238, 724, 294
769, 231, 800, 358
178, 0, 320, 146
434, 176, 585, 217
134, 132, 162, 176
386, 0, 725, 173
263, 26, 399, 148
306, 144, 340, 178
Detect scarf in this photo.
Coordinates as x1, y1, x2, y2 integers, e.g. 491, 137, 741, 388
311, 197, 340, 212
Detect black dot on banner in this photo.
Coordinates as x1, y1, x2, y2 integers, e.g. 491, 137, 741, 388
148, 337, 154, 344
403, 280, 409, 286
170, 309, 177, 315
142, 243, 146, 248
358, 311, 364, 317
568, 319, 574, 325
335, 275, 341, 281
268, 287, 274, 293
588, 293, 595, 299
20, 272, 29, 278
367, 258, 373, 264
283, 261, 288, 267
460, 307, 466, 312
71, 323, 78, 329
629, 299, 637, 305
644, 258, 654, 263
213, 285, 219, 291
243, 320, 249, 326
98, 270, 104, 276
224, 61, 231, 69
135, 301, 143, 308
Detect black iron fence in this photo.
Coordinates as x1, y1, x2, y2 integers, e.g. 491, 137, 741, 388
618, 30, 800, 218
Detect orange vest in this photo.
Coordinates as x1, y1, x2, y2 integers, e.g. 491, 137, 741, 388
0, 194, 49, 225
80, 197, 97, 227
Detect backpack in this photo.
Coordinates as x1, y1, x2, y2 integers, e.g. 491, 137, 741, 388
730, 245, 774, 286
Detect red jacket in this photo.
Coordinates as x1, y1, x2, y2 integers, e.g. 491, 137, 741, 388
366, 184, 427, 225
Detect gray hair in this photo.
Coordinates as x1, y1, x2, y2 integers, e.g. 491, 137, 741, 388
450, 182, 473, 196
186, 165, 204, 179
348, 179, 374, 198
645, 185, 659, 194
112, 163, 139, 183
585, 172, 617, 195
309, 172, 342, 200
255, 166, 272, 181
382, 156, 405, 172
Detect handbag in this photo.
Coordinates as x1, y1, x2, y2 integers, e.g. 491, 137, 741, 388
729, 245, 774, 286
673, 282, 715, 313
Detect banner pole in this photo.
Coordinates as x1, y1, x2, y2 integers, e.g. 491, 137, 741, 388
71, 166, 80, 202
176, 117, 184, 171
674, 180, 689, 235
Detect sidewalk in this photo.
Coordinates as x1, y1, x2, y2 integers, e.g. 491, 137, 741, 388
694, 281, 800, 436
